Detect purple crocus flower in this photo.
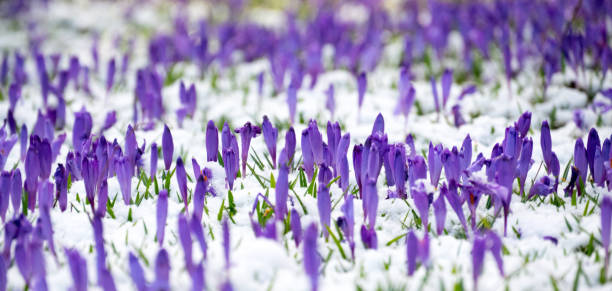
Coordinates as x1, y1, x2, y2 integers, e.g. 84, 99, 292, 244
301, 129, 314, 180
360, 224, 378, 249
152, 249, 170, 291
363, 177, 378, 228
390, 145, 407, 198
395, 67, 415, 120
433, 193, 447, 235
287, 86, 297, 124
8, 82, 21, 111
451, 104, 466, 127
11, 169, 22, 215
192, 175, 207, 220
587, 128, 600, 176
82, 155, 99, 211
371, 113, 385, 135
285, 127, 296, 165
72, 108, 92, 151
262, 116, 278, 168
0, 172, 10, 221
406, 230, 430, 275
97, 180, 108, 218
115, 156, 132, 205
38, 181, 56, 256
157, 190, 168, 246
326, 84, 335, 119
412, 182, 430, 229
574, 138, 588, 193
206, 120, 219, 162
128, 252, 148, 291
303, 223, 319, 291
176, 157, 189, 213
290, 209, 303, 247
472, 231, 504, 291
428, 142, 443, 187
223, 145, 238, 191
515, 111, 531, 138
276, 162, 289, 220
318, 185, 331, 238
336, 134, 351, 193
100, 111, 116, 135
442, 147, 461, 184
442, 181, 468, 233
65, 248, 87, 291
441, 69, 453, 108
540, 121, 553, 172
191, 262, 205, 291
308, 120, 324, 165
106, 58, 115, 93
235, 122, 261, 175
431, 76, 440, 113
594, 145, 605, 186
338, 193, 355, 258
178, 214, 193, 271
54, 164, 68, 212
162, 125, 174, 170
222, 218, 231, 270
357, 72, 367, 111
190, 215, 208, 262
602, 196, 612, 274
517, 138, 533, 196
527, 176, 555, 199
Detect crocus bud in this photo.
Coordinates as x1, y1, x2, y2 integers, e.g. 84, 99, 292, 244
157, 190, 168, 246
285, 127, 296, 165
205, 121, 218, 162
262, 116, 278, 168
303, 223, 320, 291
73, 108, 92, 151
274, 159, 289, 220
162, 125, 174, 171
290, 209, 302, 247
317, 185, 331, 239
128, 252, 147, 291
115, 156, 132, 205
357, 72, 367, 110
